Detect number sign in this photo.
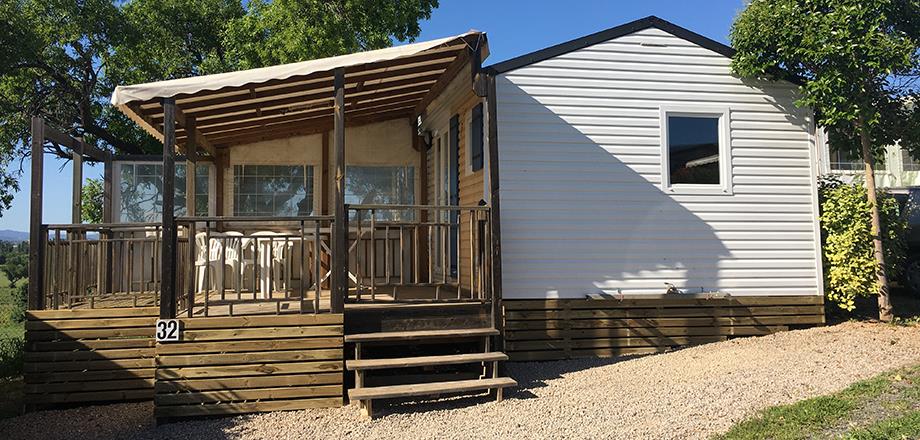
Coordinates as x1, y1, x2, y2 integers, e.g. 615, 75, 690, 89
155, 319, 180, 342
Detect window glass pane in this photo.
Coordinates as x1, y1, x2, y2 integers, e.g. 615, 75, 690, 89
668, 116, 720, 185
346, 166, 415, 220
116, 162, 210, 222
830, 148, 863, 171
233, 165, 313, 216
902, 149, 920, 172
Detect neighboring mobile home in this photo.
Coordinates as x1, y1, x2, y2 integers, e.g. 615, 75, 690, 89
24, 16, 824, 419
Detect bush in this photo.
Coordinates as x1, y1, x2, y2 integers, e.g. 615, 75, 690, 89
818, 176, 908, 311
0, 337, 23, 379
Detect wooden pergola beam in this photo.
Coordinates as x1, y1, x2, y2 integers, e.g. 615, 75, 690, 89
204, 101, 417, 144
174, 108, 216, 157
153, 73, 442, 123
413, 49, 471, 116
211, 108, 414, 147
185, 89, 430, 137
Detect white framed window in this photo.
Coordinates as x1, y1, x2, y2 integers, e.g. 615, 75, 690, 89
233, 165, 314, 216
345, 165, 416, 220
660, 105, 732, 195
115, 162, 211, 222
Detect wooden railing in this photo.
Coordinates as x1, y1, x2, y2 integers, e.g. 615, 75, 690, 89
347, 204, 493, 303
35, 205, 494, 314
172, 216, 336, 317
40, 223, 165, 310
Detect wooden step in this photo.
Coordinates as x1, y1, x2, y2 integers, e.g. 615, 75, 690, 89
345, 327, 498, 343
348, 377, 517, 401
347, 352, 508, 371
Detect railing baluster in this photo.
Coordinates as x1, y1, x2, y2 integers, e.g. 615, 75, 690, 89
300, 220, 306, 312
370, 209, 376, 301
314, 220, 321, 313
187, 220, 196, 317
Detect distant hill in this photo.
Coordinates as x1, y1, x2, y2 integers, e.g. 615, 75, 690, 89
0, 230, 28, 242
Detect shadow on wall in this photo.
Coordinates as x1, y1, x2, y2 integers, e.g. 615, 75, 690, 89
497, 77, 807, 298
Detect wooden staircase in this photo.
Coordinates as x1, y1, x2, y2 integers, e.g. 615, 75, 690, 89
345, 327, 516, 418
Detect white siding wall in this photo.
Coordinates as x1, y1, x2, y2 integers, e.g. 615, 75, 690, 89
495, 27, 822, 298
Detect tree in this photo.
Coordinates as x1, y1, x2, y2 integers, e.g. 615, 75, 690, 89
82, 177, 104, 223
1, 252, 28, 288
731, 0, 920, 321
0, 0, 438, 218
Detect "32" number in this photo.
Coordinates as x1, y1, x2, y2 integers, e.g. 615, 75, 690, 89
155, 319, 180, 342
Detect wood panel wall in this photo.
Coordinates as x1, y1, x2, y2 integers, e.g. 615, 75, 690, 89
24, 307, 158, 406
154, 313, 344, 418
503, 295, 825, 361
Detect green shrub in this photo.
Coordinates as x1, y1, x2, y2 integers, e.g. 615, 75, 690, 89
818, 176, 908, 311
0, 337, 23, 379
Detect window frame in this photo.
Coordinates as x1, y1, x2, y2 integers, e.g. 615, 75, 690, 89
659, 105, 733, 195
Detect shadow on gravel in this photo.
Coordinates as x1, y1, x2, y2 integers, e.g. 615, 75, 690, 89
504, 352, 666, 397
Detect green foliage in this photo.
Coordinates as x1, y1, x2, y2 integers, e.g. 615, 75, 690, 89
0, 253, 26, 289
0, 336, 22, 380
730, 0, 920, 163
222, 0, 438, 69
819, 176, 908, 310
81, 177, 104, 223
0, 0, 439, 217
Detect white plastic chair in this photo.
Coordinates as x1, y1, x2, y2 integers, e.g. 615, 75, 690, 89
251, 231, 294, 296
195, 232, 224, 293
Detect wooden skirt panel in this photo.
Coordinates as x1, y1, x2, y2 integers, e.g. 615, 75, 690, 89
24, 307, 159, 405
502, 295, 825, 361
154, 313, 345, 418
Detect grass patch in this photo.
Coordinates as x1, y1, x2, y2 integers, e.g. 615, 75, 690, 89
716, 365, 920, 440
844, 410, 920, 440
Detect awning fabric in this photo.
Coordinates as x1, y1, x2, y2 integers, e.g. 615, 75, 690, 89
110, 31, 485, 149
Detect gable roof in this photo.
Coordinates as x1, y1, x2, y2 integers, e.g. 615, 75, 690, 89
486, 16, 735, 74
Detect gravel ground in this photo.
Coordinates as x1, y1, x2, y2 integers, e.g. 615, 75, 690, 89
3, 322, 920, 440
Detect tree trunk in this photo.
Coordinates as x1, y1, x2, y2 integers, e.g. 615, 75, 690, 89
859, 116, 894, 322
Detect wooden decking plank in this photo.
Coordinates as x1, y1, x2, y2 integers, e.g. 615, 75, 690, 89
25, 317, 157, 331
346, 352, 508, 371
345, 327, 498, 343
27, 307, 159, 320
156, 360, 343, 380
25, 368, 156, 383
157, 348, 342, 367
155, 337, 342, 355
348, 377, 516, 400
181, 325, 343, 341
179, 314, 342, 330
24, 347, 155, 362
24, 388, 153, 404
155, 385, 342, 405
155, 372, 342, 392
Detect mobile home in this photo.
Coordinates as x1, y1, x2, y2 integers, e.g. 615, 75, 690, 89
25, 16, 824, 418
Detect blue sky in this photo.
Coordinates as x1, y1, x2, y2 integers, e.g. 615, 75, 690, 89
0, 0, 746, 232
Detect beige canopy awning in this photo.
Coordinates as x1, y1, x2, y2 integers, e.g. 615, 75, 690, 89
111, 31, 487, 153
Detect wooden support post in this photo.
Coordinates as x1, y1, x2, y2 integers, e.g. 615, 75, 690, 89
160, 98, 178, 319
102, 153, 113, 295
486, 74, 504, 349
71, 139, 83, 224
416, 127, 429, 281
321, 131, 330, 215
215, 151, 225, 217
185, 117, 197, 217
28, 117, 45, 310
330, 68, 347, 314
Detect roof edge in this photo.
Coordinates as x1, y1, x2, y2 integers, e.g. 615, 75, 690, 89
485, 16, 736, 74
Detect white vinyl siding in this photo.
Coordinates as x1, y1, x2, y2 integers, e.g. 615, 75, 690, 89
495, 27, 821, 299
